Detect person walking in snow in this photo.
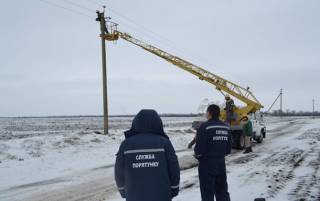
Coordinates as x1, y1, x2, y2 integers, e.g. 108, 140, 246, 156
242, 116, 253, 154
194, 104, 232, 201
114, 109, 180, 201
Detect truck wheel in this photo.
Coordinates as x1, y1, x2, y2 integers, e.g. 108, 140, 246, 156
239, 135, 245, 148
232, 130, 245, 149
256, 136, 263, 143
262, 129, 266, 138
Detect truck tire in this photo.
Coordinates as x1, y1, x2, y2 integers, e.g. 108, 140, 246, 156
256, 136, 263, 143
232, 130, 245, 149
256, 130, 264, 143
262, 129, 266, 138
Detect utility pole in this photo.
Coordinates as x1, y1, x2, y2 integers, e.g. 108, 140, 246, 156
280, 88, 283, 117
312, 98, 315, 118
96, 10, 108, 134
266, 88, 284, 115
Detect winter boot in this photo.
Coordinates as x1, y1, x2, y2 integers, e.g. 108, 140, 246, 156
249, 147, 253, 153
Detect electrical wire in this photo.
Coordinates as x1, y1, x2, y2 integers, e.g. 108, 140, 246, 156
85, 0, 205, 60
86, 0, 217, 68
106, 6, 216, 68
59, 1, 167, 54
61, 0, 95, 13
85, 0, 104, 7
38, 0, 94, 19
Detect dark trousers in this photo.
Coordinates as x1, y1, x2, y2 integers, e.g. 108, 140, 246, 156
199, 167, 231, 201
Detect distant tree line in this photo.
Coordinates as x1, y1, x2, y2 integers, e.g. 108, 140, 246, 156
265, 109, 320, 117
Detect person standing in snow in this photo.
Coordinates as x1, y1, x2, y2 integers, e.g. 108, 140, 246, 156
114, 109, 180, 201
194, 104, 232, 201
242, 116, 253, 154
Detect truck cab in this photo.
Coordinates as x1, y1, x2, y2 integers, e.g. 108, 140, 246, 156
250, 112, 266, 143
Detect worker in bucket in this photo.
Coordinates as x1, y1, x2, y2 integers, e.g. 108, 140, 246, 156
194, 104, 232, 201
114, 109, 180, 201
241, 116, 253, 154
225, 95, 235, 125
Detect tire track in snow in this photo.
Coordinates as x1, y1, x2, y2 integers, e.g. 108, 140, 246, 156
264, 149, 306, 198
245, 127, 320, 200
287, 129, 320, 201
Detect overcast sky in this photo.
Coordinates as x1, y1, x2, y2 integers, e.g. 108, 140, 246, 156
1, 0, 319, 116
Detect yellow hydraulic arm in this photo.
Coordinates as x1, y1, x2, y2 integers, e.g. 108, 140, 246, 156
104, 24, 263, 121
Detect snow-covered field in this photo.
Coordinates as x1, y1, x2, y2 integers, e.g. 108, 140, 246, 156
0, 116, 319, 201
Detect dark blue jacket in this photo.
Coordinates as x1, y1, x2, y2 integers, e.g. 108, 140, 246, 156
194, 119, 232, 175
115, 110, 180, 201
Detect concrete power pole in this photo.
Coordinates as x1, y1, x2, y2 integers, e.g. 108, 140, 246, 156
96, 10, 109, 134
312, 98, 315, 118
280, 88, 283, 117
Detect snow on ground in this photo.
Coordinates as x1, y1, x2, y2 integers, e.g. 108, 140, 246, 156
0, 116, 319, 201
108, 117, 320, 201
0, 116, 198, 201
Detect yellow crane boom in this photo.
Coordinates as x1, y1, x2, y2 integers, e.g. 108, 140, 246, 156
103, 23, 263, 122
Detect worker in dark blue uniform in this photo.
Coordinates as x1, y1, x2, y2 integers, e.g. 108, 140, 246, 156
194, 104, 232, 201
115, 109, 180, 201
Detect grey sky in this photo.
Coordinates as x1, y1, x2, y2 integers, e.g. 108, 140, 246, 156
1, 0, 319, 116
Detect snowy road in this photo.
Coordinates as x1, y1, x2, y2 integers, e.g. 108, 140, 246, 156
175, 118, 320, 201
0, 117, 319, 201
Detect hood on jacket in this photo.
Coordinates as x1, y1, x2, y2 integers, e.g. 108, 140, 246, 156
124, 109, 168, 139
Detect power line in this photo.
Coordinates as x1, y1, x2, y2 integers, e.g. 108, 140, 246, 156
85, 0, 172, 47
107, 8, 194, 51
61, 0, 95, 13
108, 17, 177, 50
105, 7, 217, 69
86, 0, 167, 41
108, 17, 196, 63
85, 0, 104, 7
108, 8, 173, 45
38, 0, 190, 59
86, 0, 217, 70
85, 0, 216, 68
39, 0, 93, 19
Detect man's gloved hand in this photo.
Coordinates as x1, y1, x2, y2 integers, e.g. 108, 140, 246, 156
119, 189, 126, 198
187, 138, 196, 149
193, 154, 202, 160
171, 188, 179, 198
